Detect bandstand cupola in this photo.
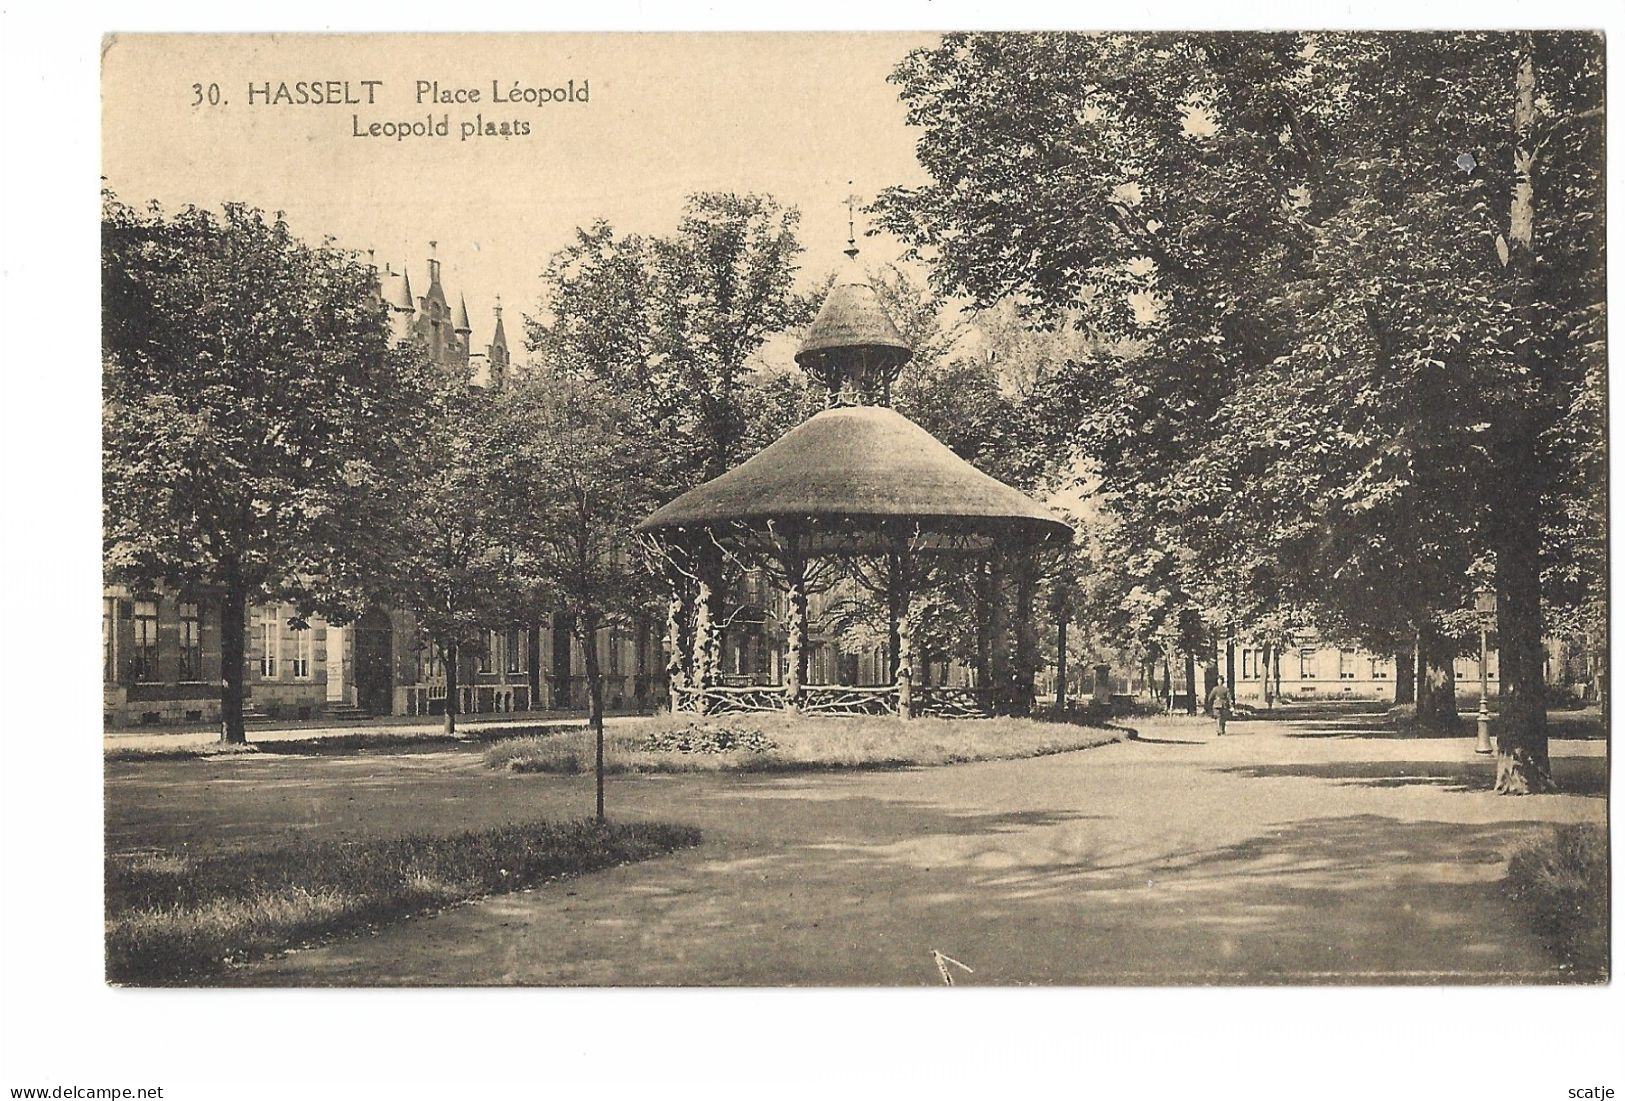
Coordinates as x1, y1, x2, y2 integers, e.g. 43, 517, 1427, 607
794, 233, 912, 407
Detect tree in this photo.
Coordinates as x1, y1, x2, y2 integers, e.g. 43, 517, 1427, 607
1482, 33, 1604, 791
876, 34, 1319, 706
528, 193, 815, 492
874, 33, 1604, 785
102, 196, 429, 743
528, 194, 817, 685
502, 374, 665, 822
1271, 32, 1602, 781
384, 379, 524, 735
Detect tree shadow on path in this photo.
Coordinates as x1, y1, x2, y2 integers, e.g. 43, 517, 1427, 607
1215, 754, 1606, 797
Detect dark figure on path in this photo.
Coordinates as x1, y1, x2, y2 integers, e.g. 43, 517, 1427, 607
1206, 677, 1234, 737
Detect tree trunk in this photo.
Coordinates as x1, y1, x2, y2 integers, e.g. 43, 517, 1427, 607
1225, 633, 1236, 692
219, 576, 248, 744
1261, 643, 1275, 710
632, 614, 650, 715
1393, 646, 1415, 706
1412, 629, 1435, 722
1491, 37, 1556, 795
1415, 623, 1457, 727
1055, 615, 1068, 710
580, 610, 606, 822
1161, 653, 1172, 710
1272, 645, 1283, 705
1493, 443, 1555, 792
444, 640, 459, 735
1183, 652, 1197, 715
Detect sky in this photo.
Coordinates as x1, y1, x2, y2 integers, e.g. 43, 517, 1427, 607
102, 33, 940, 354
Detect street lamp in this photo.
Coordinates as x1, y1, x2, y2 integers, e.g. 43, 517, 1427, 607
1474, 586, 1497, 755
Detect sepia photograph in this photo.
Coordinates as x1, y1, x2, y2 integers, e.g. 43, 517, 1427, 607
1, 8, 1619, 1099
96, 27, 1608, 988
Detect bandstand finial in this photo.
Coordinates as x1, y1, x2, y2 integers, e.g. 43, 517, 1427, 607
845, 182, 860, 260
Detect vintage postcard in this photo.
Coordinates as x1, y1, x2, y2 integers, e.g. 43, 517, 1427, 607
97, 30, 1605, 1000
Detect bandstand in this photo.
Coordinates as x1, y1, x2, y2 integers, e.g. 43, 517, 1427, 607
637, 242, 1071, 720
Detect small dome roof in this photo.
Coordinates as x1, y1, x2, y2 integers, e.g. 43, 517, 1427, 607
638, 405, 1070, 540
794, 268, 912, 365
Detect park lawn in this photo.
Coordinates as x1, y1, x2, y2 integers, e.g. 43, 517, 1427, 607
486, 712, 1125, 774
106, 819, 700, 985
1505, 823, 1610, 982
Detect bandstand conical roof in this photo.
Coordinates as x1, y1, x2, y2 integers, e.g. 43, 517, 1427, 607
637, 404, 1072, 542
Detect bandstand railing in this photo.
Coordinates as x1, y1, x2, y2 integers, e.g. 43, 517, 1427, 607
912, 685, 996, 719
798, 684, 897, 716
673, 684, 787, 714
673, 682, 904, 717
674, 682, 1005, 719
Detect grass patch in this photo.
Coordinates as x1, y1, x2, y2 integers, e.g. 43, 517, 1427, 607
105, 724, 577, 761
1505, 824, 1609, 982
487, 712, 1124, 774
104, 741, 263, 763
251, 724, 573, 755
106, 819, 700, 984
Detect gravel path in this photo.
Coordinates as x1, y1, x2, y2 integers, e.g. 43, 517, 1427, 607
106, 710, 1607, 985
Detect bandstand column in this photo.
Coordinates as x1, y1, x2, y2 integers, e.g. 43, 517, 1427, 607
781, 534, 809, 713
972, 557, 993, 689
665, 584, 690, 716
1012, 541, 1038, 716
986, 547, 1012, 705
691, 573, 717, 714
888, 531, 915, 719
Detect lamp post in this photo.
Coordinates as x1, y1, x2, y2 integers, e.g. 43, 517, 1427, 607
1474, 586, 1496, 755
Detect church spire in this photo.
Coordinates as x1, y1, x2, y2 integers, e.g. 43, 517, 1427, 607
485, 296, 510, 388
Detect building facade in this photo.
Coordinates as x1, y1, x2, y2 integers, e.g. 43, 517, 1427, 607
1227, 641, 1501, 703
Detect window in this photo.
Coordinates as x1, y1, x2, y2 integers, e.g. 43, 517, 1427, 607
132, 599, 159, 682
259, 608, 279, 678
178, 601, 202, 681
1299, 648, 1316, 679
1369, 655, 1389, 679
291, 627, 312, 679
103, 597, 119, 684
478, 632, 495, 674
506, 628, 523, 674
1241, 649, 1258, 679
608, 628, 622, 675
1454, 658, 1468, 680
1339, 649, 1357, 679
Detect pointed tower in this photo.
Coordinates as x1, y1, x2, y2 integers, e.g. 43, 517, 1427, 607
421, 241, 447, 364
794, 212, 911, 407
486, 297, 511, 389
380, 261, 416, 343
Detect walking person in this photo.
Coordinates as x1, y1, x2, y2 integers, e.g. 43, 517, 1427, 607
1206, 675, 1234, 737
